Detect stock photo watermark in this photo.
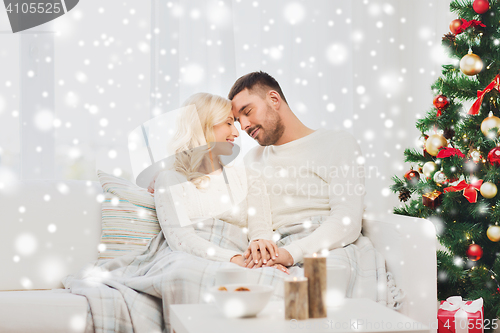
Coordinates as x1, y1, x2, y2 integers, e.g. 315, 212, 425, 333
289, 318, 499, 331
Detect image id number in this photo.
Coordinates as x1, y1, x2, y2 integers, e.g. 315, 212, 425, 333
6, 2, 62, 14
444, 318, 498, 330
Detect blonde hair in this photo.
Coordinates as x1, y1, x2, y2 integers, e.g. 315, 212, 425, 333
170, 93, 233, 189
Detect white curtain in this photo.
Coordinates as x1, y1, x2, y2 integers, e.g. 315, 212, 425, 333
0, 0, 456, 215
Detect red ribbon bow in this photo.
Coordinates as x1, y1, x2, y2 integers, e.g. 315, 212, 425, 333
436, 147, 465, 158
469, 75, 500, 115
456, 19, 486, 34
444, 179, 483, 203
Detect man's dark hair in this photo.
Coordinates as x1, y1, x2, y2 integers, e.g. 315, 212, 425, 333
228, 71, 288, 104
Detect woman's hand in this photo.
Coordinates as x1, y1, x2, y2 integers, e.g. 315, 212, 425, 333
272, 263, 290, 274
244, 239, 278, 268
242, 254, 289, 274
229, 254, 246, 267
147, 170, 163, 194
147, 178, 156, 194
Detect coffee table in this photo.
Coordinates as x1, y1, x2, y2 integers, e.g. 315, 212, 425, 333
170, 298, 430, 333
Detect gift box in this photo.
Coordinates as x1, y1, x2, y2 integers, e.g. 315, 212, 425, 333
422, 190, 443, 209
438, 296, 484, 333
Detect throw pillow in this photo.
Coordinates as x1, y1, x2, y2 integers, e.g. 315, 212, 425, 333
97, 170, 161, 259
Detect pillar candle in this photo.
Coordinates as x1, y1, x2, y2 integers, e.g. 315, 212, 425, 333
304, 253, 327, 318
284, 276, 309, 320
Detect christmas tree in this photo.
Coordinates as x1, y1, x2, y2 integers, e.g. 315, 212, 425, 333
390, 0, 500, 328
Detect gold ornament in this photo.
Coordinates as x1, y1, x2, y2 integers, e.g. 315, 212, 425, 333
480, 181, 498, 198
481, 112, 500, 138
425, 134, 448, 156
487, 224, 500, 242
460, 52, 483, 76
423, 161, 438, 178
467, 148, 483, 163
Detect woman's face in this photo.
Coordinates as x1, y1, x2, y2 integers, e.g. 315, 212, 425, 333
211, 114, 239, 156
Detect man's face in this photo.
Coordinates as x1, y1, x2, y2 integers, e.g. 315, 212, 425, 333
231, 88, 285, 146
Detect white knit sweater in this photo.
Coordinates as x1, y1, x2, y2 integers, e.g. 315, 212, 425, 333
243, 128, 366, 264
154, 165, 273, 262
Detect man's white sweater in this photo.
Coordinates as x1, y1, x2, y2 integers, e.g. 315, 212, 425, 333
244, 128, 366, 264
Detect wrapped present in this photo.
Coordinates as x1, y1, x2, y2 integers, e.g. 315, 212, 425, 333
422, 190, 443, 209
438, 296, 484, 333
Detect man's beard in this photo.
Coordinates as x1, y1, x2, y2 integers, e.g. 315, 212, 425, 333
257, 104, 285, 146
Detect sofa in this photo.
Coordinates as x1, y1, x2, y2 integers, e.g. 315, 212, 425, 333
0, 179, 438, 332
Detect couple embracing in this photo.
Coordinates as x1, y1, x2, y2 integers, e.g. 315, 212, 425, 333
63, 71, 401, 333
149, 70, 366, 274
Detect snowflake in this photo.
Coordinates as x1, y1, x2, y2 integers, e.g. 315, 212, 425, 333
34, 110, 54, 132
181, 64, 205, 85
326, 44, 348, 65
284, 3, 305, 25
15, 233, 38, 255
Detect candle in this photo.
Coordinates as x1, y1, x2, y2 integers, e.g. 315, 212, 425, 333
284, 276, 308, 320
304, 253, 327, 318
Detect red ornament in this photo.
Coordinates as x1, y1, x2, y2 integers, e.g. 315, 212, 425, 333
450, 19, 463, 34
433, 95, 450, 109
404, 170, 421, 184
488, 147, 500, 166
466, 244, 483, 261
473, 0, 490, 14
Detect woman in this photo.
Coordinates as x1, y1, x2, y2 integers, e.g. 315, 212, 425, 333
150, 92, 289, 274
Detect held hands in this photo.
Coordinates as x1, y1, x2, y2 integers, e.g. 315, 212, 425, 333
230, 253, 289, 274
243, 239, 294, 270
245, 247, 293, 269
244, 239, 278, 266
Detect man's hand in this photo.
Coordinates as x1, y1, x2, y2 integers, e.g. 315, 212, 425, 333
274, 248, 294, 266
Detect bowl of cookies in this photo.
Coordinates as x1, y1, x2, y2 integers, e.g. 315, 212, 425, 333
209, 284, 274, 318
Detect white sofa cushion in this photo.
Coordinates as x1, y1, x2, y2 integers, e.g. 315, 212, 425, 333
97, 170, 160, 259
0, 290, 90, 333
0, 180, 103, 290
362, 213, 437, 331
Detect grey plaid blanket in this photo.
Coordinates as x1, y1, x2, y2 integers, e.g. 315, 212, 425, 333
62, 216, 405, 333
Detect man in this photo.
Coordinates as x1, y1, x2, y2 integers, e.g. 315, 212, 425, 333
228, 71, 366, 268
